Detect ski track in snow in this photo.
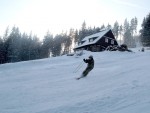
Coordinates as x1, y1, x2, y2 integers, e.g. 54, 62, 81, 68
0, 49, 150, 113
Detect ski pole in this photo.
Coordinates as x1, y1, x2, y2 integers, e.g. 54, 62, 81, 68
73, 62, 84, 73
73, 61, 84, 73
73, 61, 83, 73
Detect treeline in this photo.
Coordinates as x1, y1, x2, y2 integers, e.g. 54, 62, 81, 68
0, 13, 150, 64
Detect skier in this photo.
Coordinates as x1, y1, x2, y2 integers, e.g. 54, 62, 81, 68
76, 55, 94, 80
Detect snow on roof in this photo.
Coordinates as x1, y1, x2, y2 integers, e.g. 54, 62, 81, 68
75, 29, 111, 49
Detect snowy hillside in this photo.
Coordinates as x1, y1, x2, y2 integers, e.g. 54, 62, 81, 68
0, 49, 150, 113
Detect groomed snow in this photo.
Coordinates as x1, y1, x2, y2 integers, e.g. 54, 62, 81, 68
0, 48, 150, 113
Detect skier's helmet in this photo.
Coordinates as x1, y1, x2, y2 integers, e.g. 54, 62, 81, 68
89, 55, 93, 58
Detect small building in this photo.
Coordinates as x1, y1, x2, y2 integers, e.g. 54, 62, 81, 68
74, 29, 118, 52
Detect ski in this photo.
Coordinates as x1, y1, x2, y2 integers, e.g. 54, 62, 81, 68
76, 77, 81, 80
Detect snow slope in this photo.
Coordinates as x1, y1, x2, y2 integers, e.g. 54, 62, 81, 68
0, 49, 150, 113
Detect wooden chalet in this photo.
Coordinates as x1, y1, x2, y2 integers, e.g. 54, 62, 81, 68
74, 29, 118, 52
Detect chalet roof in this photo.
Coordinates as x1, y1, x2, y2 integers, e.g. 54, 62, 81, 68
74, 28, 111, 49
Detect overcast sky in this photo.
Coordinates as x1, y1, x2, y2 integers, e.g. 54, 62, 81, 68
0, 0, 149, 39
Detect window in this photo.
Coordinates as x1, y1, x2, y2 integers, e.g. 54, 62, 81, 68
105, 38, 108, 43
89, 38, 94, 42
111, 40, 114, 44
89, 37, 98, 42
81, 41, 86, 44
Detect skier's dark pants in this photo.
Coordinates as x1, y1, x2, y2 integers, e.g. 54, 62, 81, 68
81, 66, 94, 77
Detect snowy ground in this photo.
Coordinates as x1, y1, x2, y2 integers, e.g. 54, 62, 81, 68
0, 48, 150, 113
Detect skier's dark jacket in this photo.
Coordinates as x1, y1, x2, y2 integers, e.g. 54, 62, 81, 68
83, 57, 94, 69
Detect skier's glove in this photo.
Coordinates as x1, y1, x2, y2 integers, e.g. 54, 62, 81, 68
83, 59, 85, 61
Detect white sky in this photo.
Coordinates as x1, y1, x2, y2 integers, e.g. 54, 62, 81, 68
0, 0, 149, 39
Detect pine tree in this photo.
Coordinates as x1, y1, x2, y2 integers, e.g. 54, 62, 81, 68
67, 29, 74, 53
0, 37, 5, 63
113, 21, 119, 40
74, 29, 79, 45
19, 33, 30, 61
134, 17, 138, 34
6, 26, 22, 62
130, 18, 137, 47
140, 13, 150, 46
1, 27, 10, 63
130, 18, 135, 36
107, 23, 112, 29
52, 35, 62, 56
123, 19, 132, 47
118, 25, 123, 45
78, 21, 87, 42
100, 24, 105, 30
41, 31, 53, 58
29, 35, 41, 60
